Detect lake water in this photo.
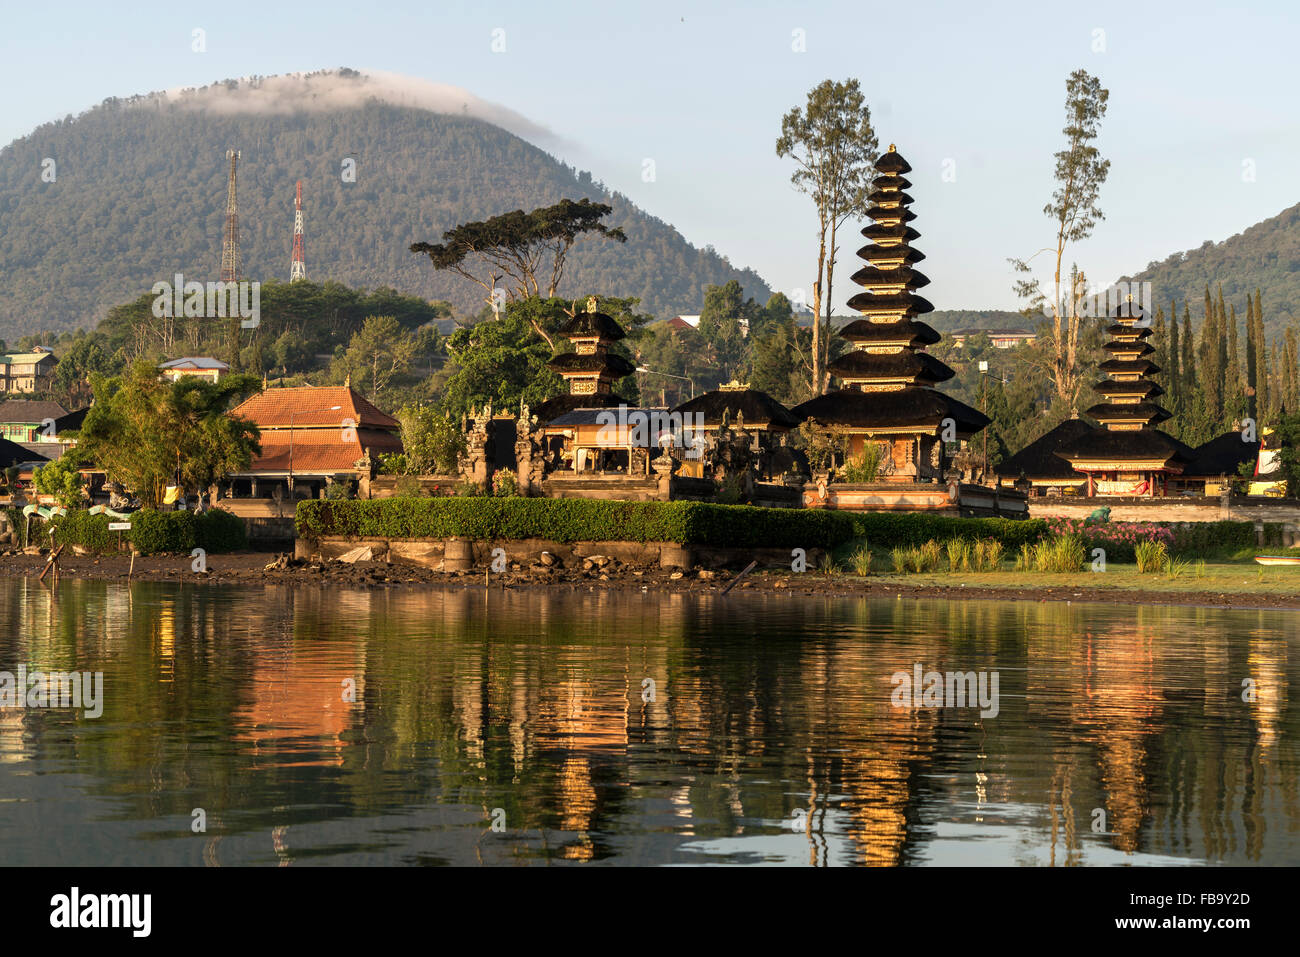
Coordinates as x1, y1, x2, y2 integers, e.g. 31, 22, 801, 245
0, 578, 1296, 866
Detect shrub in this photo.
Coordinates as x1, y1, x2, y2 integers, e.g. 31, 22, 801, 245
850, 544, 873, 576
1134, 540, 1169, 574
1026, 535, 1086, 573
491, 469, 520, 498
973, 539, 1004, 571
891, 546, 909, 573
817, 550, 839, 575
918, 540, 943, 572
946, 539, 971, 572
841, 443, 884, 483
40, 508, 246, 555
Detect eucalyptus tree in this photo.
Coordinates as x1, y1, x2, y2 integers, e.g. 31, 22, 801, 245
776, 78, 878, 397
1010, 68, 1111, 406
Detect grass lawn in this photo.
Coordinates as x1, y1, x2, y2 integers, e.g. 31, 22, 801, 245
846, 560, 1300, 596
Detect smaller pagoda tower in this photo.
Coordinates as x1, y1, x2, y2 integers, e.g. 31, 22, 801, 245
1056, 297, 1189, 495
533, 297, 634, 423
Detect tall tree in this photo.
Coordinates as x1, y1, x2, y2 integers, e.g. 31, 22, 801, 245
1255, 289, 1270, 422
776, 78, 878, 397
410, 199, 627, 347
1167, 298, 1181, 413
1010, 68, 1111, 405
1245, 295, 1258, 420
330, 315, 418, 405
76, 362, 261, 507
1226, 303, 1244, 422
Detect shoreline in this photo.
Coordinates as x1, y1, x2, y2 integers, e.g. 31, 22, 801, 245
2, 550, 1298, 610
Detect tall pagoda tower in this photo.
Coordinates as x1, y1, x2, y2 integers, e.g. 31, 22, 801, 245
791, 145, 988, 481
534, 296, 634, 422
1056, 297, 1189, 495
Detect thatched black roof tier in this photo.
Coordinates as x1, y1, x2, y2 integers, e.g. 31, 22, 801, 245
1103, 340, 1155, 357
1105, 323, 1154, 338
1183, 430, 1260, 478
671, 388, 801, 429
865, 205, 917, 223
848, 265, 931, 289
557, 311, 626, 341
0, 437, 47, 469
828, 349, 955, 383
1098, 358, 1161, 376
791, 387, 989, 434
994, 418, 1096, 480
874, 147, 912, 174
1091, 378, 1164, 398
860, 223, 921, 243
871, 174, 912, 191
533, 392, 625, 424
1054, 428, 1193, 464
856, 244, 927, 265
867, 189, 915, 206
1084, 402, 1172, 424
546, 352, 636, 376
1108, 302, 1150, 321
845, 291, 935, 314
839, 319, 941, 346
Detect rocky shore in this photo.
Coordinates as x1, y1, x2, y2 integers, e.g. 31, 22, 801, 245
1, 548, 1296, 609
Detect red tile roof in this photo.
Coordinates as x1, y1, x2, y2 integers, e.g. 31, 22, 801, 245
245, 429, 404, 474
230, 386, 400, 430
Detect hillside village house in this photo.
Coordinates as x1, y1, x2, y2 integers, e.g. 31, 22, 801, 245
159, 357, 230, 383
948, 329, 1037, 349
0, 399, 68, 445
0, 347, 57, 393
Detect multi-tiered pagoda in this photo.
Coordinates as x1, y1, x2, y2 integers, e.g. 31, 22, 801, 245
534, 297, 634, 423
792, 145, 988, 481
1055, 298, 1189, 495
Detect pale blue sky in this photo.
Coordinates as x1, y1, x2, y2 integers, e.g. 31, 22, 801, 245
1, 0, 1296, 312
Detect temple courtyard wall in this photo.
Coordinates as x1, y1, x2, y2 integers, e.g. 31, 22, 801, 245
1027, 494, 1300, 545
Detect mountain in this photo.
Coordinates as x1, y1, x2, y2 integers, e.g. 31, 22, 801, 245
1124, 202, 1300, 333
0, 70, 770, 341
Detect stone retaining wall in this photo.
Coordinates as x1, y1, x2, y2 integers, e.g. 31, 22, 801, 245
297, 535, 823, 572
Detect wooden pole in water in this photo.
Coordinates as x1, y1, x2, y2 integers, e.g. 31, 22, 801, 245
128, 550, 136, 583
720, 560, 759, 595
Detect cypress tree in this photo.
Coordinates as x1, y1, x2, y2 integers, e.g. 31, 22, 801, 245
1284, 325, 1299, 414
1226, 303, 1243, 422
1199, 285, 1222, 424
1167, 298, 1181, 408
1254, 289, 1269, 422
1245, 295, 1258, 420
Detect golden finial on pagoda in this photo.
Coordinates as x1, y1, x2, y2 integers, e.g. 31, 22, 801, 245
888, 143, 896, 152
586, 295, 598, 313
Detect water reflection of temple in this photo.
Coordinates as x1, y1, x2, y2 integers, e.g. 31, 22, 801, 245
3, 580, 1299, 866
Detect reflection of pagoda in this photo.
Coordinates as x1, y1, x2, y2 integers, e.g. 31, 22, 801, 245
534, 297, 635, 423
1056, 300, 1190, 496
791, 146, 988, 481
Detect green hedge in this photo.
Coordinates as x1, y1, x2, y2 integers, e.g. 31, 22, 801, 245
843, 513, 1046, 549
37, 508, 247, 555
1170, 520, 1260, 556
296, 498, 1045, 550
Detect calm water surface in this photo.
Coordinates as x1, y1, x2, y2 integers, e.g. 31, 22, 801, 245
0, 578, 1296, 866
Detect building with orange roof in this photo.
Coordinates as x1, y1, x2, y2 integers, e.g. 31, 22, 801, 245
226, 383, 402, 499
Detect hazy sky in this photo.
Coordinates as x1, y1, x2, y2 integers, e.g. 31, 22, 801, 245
2, 0, 1296, 312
